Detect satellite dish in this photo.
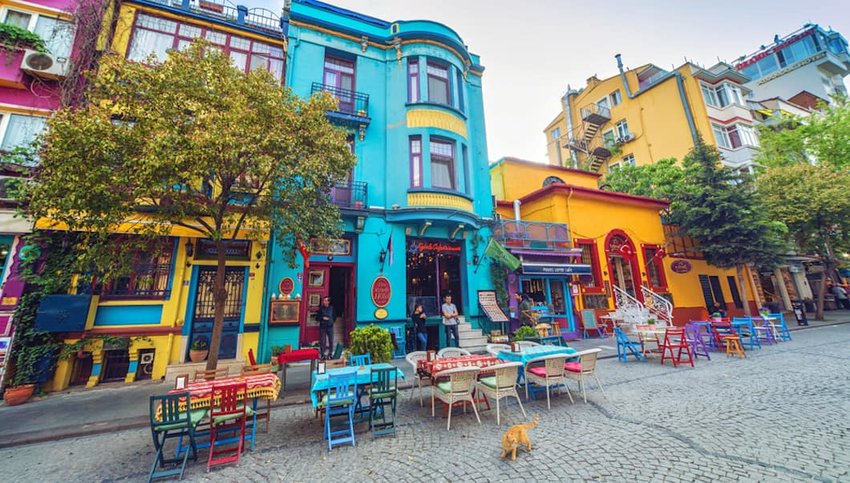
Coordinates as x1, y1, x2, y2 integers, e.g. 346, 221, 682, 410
25, 53, 53, 70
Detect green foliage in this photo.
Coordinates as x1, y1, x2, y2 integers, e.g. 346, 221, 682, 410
270, 345, 286, 357
0, 23, 47, 58
512, 325, 537, 341
349, 324, 393, 364
602, 158, 687, 218
190, 338, 209, 351
489, 260, 510, 310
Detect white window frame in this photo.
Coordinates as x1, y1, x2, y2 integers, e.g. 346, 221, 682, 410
0, 111, 49, 153
0, 7, 75, 59
608, 161, 621, 172
702, 82, 744, 108
615, 120, 630, 139
596, 96, 610, 110
609, 90, 622, 106
602, 128, 616, 147
713, 122, 758, 150
622, 154, 636, 166
551, 127, 561, 140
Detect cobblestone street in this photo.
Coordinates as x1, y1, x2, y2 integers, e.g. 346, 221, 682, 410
2, 324, 849, 482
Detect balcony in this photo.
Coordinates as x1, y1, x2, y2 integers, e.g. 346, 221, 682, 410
330, 181, 368, 210
311, 82, 371, 129
492, 220, 571, 251
143, 0, 284, 36
579, 103, 611, 126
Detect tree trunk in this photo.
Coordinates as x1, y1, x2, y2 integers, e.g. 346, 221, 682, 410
815, 270, 826, 321
736, 264, 752, 316
205, 240, 229, 371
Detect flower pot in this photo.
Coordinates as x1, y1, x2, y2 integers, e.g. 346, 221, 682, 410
4, 384, 34, 406
189, 349, 208, 363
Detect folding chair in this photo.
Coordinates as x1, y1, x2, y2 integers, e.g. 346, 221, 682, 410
615, 327, 646, 362
148, 393, 206, 482
580, 309, 608, 338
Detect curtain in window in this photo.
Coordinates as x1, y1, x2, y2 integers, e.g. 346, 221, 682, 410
4, 11, 31, 28
431, 160, 452, 189
427, 64, 449, 104
34, 17, 75, 59
128, 29, 174, 62
2, 115, 46, 151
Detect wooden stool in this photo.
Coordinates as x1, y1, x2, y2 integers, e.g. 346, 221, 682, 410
723, 336, 745, 358
551, 323, 561, 337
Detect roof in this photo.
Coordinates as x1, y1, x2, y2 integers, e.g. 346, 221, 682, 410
501, 182, 670, 210
490, 157, 601, 179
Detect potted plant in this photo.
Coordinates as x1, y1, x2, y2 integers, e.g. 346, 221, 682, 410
349, 324, 392, 363
512, 325, 537, 342
647, 318, 658, 325
189, 338, 209, 363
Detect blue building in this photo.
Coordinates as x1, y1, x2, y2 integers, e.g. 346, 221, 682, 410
261, 0, 494, 357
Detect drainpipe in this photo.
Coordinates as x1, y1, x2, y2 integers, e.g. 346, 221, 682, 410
561, 88, 578, 169
614, 54, 700, 146
513, 199, 521, 221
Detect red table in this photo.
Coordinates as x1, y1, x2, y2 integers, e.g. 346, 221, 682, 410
417, 355, 500, 379
277, 348, 321, 393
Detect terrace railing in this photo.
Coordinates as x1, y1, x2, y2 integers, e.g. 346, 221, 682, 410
492, 220, 571, 251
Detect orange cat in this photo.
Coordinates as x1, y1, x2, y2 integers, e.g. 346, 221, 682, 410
500, 415, 539, 461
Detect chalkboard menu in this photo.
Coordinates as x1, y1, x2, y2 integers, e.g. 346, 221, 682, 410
478, 290, 508, 322
407, 296, 439, 317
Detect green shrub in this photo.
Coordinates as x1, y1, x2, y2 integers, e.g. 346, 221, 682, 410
513, 325, 537, 341
349, 324, 393, 363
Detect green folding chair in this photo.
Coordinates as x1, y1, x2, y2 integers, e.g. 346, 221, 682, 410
148, 392, 207, 482
368, 366, 398, 437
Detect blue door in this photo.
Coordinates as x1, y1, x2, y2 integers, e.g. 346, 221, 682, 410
189, 266, 244, 360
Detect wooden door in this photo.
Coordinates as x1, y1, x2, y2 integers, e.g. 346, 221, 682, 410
301, 265, 330, 345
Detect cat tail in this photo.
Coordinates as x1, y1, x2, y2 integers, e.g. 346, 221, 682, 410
526, 415, 540, 430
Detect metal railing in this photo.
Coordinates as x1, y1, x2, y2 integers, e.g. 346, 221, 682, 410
311, 82, 370, 118
145, 0, 284, 36
641, 286, 674, 326
330, 180, 368, 210
579, 103, 611, 123
492, 220, 571, 251
612, 285, 649, 327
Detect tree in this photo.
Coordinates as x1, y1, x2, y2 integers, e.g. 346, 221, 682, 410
677, 140, 786, 315
27, 42, 356, 369
602, 157, 688, 220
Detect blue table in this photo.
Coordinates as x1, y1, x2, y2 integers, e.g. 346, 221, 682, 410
310, 363, 405, 409
497, 345, 578, 365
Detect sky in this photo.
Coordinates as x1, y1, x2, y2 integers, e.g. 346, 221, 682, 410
243, 0, 850, 164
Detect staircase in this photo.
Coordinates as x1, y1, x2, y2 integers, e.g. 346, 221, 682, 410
456, 316, 488, 354
612, 285, 675, 328
641, 286, 674, 327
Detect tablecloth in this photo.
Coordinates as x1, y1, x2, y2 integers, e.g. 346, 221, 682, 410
160, 373, 281, 416
497, 344, 577, 365
278, 348, 320, 365
310, 363, 404, 409
417, 355, 500, 379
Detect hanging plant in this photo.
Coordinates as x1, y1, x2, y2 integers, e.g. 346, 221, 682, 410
0, 23, 47, 64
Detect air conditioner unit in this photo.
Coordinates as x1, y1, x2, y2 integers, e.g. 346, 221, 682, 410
20, 49, 69, 80
617, 134, 634, 144
140, 352, 155, 365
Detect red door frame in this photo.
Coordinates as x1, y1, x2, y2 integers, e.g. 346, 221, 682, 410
299, 262, 356, 346
604, 230, 644, 303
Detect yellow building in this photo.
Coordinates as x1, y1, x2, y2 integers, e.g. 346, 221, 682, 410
490, 158, 760, 325
545, 56, 760, 175
46, 0, 285, 391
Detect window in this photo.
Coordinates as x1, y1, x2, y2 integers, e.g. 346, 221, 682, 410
610, 90, 622, 106
701, 83, 743, 108
551, 128, 561, 140
608, 161, 621, 172
712, 124, 730, 149
99, 239, 174, 299
778, 36, 818, 67
409, 136, 422, 188
576, 239, 603, 292
3, 9, 74, 59
542, 176, 565, 187
430, 139, 455, 190
461, 144, 469, 193
596, 97, 610, 110
3, 10, 31, 28
615, 120, 630, 140
407, 58, 419, 102
456, 68, 464, 112
427, 61, 450, 105
727, 276, 744, 309
602, 129, 616, 147
323, 55, 356, 112
128, 13, 284, 81
1, 114, 47, 152
713, 123, 758, 149
643, 246, 667, 290
623, 154, 635, 166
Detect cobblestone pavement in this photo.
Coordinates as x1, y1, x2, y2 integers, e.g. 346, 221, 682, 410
3, 324, 849, 482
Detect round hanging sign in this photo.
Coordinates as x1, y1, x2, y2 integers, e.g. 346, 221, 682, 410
279, 277, 294, 296
670, 260, 692, 274
371, 276, 392, 308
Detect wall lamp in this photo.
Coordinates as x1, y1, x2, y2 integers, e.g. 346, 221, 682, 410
379, 249, 387, 264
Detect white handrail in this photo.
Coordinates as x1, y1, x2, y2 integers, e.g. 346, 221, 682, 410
641, 286, 674, 327
612, 285, 647, 326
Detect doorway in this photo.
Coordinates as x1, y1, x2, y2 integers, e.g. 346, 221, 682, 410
189, 266, 245, 361
606, 232, 642, 302
300, 263, 354, 347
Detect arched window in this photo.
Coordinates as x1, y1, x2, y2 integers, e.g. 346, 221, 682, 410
543, 176, 565, 187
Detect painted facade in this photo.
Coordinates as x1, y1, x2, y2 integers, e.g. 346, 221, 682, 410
260, 0, 493, 358
0, 0, 78, 387
490, 158, 761, 325
47, 0, 287, 390
733, 24, 850, 106
545, 59, 760, 174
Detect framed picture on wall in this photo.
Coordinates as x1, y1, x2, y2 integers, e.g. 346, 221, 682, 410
308, 270, 325, 287
308, 293, 321, 308
269, 300, 300, 326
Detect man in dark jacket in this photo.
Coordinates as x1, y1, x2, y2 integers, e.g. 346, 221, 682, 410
316, 296, 335, 359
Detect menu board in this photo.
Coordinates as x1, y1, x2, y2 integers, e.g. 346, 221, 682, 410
478, 290, 509, 322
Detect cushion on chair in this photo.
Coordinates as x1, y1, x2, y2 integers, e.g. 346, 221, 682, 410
527, 366, 548, 378
369, 389, 397, 399
436, 381, 453, 393
318, 392, 356, 408
479, 376, 498, 389
154, 408, 208, 431
211, 406, 255, 427
564, 362, 582, 373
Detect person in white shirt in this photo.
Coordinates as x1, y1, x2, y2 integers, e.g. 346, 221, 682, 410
441, 294, 459, 348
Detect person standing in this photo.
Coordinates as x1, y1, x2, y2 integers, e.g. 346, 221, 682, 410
315, 296, 335, 359
832, 283, 850, 310
411, 304, 428, 351
516, 292, 534, 326
441, 294, 460, 348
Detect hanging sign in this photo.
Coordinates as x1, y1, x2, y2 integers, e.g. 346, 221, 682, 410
279, 277, 294, 296
478, 290, 508, 323
371, 276, 392, 307
670, 260, 692, 274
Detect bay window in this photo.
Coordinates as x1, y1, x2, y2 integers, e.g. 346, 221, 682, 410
713, 123, 758, 149
430, 139, 455, 190
427, 61, 450, 105
701, 83, 743, 108
408, 58, 419, 102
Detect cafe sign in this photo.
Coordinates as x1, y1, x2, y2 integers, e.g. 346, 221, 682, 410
417, 242, 461, 253
279, 277, 294, 296
371, 276, 392, 308
670, 260, 692, 274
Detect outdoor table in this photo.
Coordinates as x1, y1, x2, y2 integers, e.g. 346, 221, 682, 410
497, 344, 577, 365
310, 363, 404, 409
753, 316, 780, 341
164, 372, 281, 414
417, 354, 500, 379
277, 348, 321, 393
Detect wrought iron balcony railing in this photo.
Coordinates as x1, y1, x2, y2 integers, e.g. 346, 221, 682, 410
311, 82, 370, 119
330, 180, 368, 210
492, 220, 571, 251
144, 0, 284, 36
579, 103, 611, 125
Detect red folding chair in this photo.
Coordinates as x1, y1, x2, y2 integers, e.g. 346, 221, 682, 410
659, 328, 694, 368
208, 382, 249, 471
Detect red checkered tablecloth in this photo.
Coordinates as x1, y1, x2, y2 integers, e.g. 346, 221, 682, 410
417, 355, 500, 379
166, 373, 280, 412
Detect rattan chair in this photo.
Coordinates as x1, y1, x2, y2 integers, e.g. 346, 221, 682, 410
437, 347, 471, 358
525, 354, 572, 409
431, 366, 481, 430
563, 348, 606, 403
485, 343, 510, 357
405, 351, 430, 406
476, 362, 525, 425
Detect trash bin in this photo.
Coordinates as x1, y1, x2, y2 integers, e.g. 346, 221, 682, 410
790, 300, 809, 326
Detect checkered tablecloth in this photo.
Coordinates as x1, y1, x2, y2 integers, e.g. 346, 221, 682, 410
166, 373, 281, 411
417, 355, 500, 379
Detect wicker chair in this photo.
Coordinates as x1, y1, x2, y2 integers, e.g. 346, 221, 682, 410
563, 348, 606, 403
437, 347, 471, 358
476, 362, 525, 425
405, 351, 430, 406
516, 340, 540, 349
485, 343, 510, 357
431, 366, 481, 430
525, 354, 572, 409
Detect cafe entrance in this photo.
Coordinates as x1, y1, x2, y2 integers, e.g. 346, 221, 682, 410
406, 239, 464, 315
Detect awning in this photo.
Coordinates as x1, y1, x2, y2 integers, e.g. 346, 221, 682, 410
521, 262, 591, 276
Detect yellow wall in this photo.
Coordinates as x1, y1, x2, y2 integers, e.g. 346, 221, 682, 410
490, 158, 600, 201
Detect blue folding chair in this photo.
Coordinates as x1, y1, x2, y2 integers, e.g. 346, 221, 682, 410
732, 317, 761, 350
768, 313, 792, 341
615, 327, 645, 362
349, 353, 372, 366
321, 369, 358, 450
